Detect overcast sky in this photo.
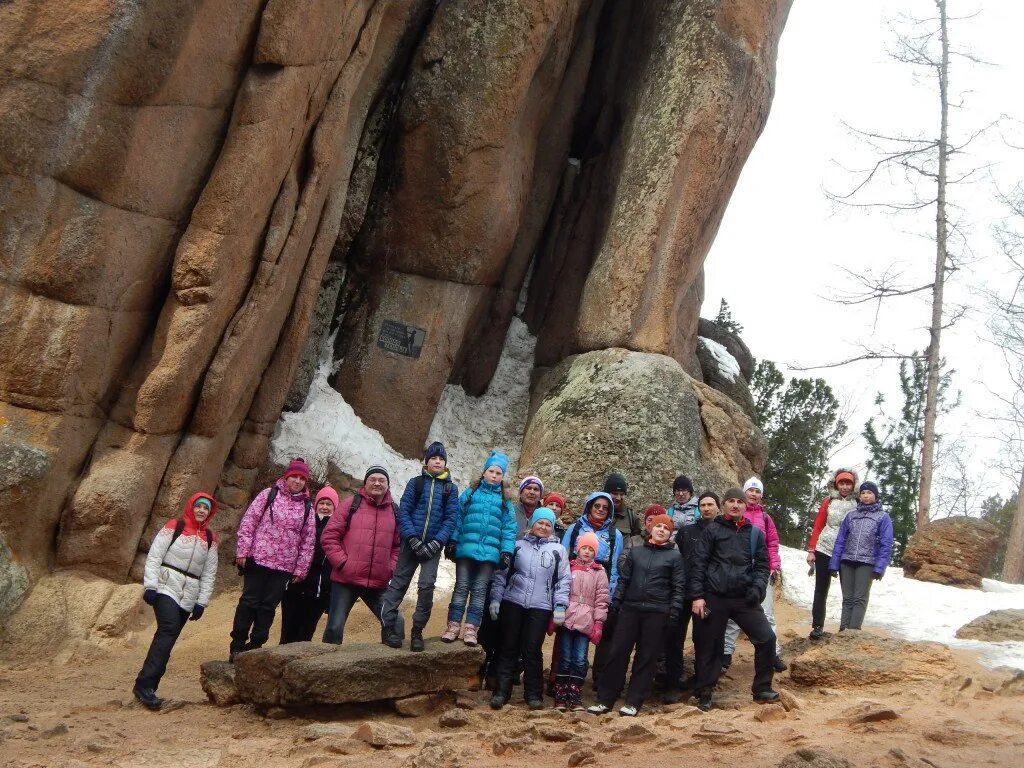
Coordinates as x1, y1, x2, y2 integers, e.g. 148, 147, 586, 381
703, 0, 1024, 509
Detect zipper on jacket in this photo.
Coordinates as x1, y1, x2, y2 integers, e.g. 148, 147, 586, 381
421, 476, 435, 540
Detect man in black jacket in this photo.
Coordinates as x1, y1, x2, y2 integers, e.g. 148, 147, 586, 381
688, 487, 779, 711
588, 514, 685, 716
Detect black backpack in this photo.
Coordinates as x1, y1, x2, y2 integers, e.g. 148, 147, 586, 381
343, 492, 400, 537
169, 519, 213, 548
411, 475, 455, 514
259, 485, 312, 528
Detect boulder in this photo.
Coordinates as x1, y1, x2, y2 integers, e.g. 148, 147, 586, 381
227, 639, 483, 707
902, 516, 1000, 588
696, 337, 757, 418
955, 609, 1024, 642
521, 348, 766, 512
788, 631, 955, 688
697, 318, 756, 381
354, 721, 416, 748
200, 661, 240, 707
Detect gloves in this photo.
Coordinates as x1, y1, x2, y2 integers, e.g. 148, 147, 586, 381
408, 536, 424, 554
422, 540, 442, 560
872, 572, 882, 581
590, 621, 604, 646
667, 609, 680, 628
444, 542, 458, 561
143, 589, 157, 606
547, 618, 556, 636
553, 606, 566, 627
190, 605, 205, 621
745, 585, 762, 607
489, 602, 501, 621
499, 552, 512, 571
830, 570, 839, 579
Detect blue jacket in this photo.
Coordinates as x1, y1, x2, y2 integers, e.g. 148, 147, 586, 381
490, 534, 570, 612
397, 471, 461, 544
450, 481, 517, 564
829, 503, 894, 576
561, 495, 624, 594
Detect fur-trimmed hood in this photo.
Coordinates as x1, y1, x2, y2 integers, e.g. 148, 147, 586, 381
827, 467, 859, 499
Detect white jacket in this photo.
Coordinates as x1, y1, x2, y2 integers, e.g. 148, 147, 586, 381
144, 521, 218, 611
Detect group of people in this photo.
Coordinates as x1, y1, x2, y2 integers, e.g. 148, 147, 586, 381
130, 446, 896, 718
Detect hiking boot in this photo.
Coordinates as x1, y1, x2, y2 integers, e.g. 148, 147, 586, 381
809, 626, 824, 640
587, 703, 612, 715
526, 698, 545, 711
410, 628, 425, 652
773, 655, 788, 672
383, 626, 403, 649
490, 693, 508, 710
720, 653, 732, 672
619, 704, 638, 717
132, 685, 162, 711
662, 688, 685, 705
441, 621, 461, 643
697, 691, 713, 712
463, 623, 479, 646
753, 690, 781, 704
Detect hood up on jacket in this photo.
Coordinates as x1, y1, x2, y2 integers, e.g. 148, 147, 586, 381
581, 492, 616, 531
183, 491, 217, 538
828, 467, 860, 500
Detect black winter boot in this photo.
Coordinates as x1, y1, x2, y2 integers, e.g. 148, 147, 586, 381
133, 685, 163, 711
410, 627, 425, 652
383, 625, 403, 649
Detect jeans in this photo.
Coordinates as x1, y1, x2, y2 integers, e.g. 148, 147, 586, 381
380, 541, 441, 633
693, 593, 776, 696
723, 578, 781, 655
136, 595, 189, 691
448, 558, 494, 627
839, 561, 875, 630
597, 607, 667, 708
230, 562, 291, 652
280, 589, 329, 644
811, 550, 833, 628
557, 629, 591, 679
322, 582, 385, 645
495, 600, 550, 701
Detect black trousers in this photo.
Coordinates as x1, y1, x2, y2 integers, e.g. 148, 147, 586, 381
230, 562, 291, 652
280, 588, 329, 644
598, 607, 668, 708
692, 593, 775, 696
664, 598, 693, 689
136, 595, 189, 691
495, 601, 551, 701
591, 608, 618, 686
811, 550, 833, 628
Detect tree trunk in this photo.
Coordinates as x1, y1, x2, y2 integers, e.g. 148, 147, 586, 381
917, 0, 949, 527
1003, 467, 1024, 583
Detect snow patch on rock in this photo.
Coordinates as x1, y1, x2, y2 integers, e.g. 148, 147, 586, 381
698, 337, 741, 382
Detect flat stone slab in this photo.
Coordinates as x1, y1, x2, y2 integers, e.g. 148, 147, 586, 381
222, 639, 484, 707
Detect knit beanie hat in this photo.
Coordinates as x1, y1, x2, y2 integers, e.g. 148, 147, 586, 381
424, 441, 448, 463
742, 476, 764, 493
643, 504, 668, 520
697, 491, 721, 508
483, 450, 510, 475
519, 475, 544, 495
859, 481, 881, 500
364, 465, 390, 484
673, 475, 694, 493
649, 514, 673, 531
543, 492, 566, 510
603, 473, 628, 494
194, 496, 212, 510
284, 457, 310, 480
315, 486, 340, 511
529, 507, 557, 528
723, 487, 745, 502
576, 532, 600, 553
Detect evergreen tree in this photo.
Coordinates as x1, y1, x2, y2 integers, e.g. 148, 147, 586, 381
715, 299, 744, 336
751, 360, 847, 547
980, 494, 1018, 579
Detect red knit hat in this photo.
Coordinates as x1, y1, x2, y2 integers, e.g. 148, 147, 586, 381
314, 486, 339, 511
543, 492, 566, 510
284, 457, 310, 481
649, 514, 673, 531
644, 504, 667, 520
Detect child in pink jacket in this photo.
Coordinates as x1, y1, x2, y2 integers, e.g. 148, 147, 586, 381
554, 532, 609, 710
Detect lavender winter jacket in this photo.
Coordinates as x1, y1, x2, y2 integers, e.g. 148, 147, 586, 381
236, 479, 316, 579
490, 534, 570, 612
829, 503, 894, 576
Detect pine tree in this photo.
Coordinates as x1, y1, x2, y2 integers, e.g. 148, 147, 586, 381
714, 299, 743, 336
980, 494, 1018, 579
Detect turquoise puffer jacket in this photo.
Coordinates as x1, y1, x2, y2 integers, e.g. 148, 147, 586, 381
450, 480, 517, 564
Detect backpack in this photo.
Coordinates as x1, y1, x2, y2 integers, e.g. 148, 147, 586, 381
411, 475, 455, 516
342, 492, 400, 540
169, 519, 213, 548
567, 521, 614, 581
259, 485, 312, 528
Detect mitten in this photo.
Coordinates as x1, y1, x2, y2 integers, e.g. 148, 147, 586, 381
745, 585, 761, 607
489, 602, 501, 621
872, 572, 882, 581
830, 570, 839, 579
444, 542, 458, 561
190, 604, 205, 621
408, 536, 424, 553
422, 540, 442, 560
499, 552, 512, 570
590, 621, 604, 646
553, 606, 566, 626
143, 589, 157, 606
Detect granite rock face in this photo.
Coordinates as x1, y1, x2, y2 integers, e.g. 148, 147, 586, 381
902, 517, 1001, 589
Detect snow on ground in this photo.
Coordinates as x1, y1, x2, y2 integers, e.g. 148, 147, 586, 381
698, 337, 741, 381
780, 545, 1024, 669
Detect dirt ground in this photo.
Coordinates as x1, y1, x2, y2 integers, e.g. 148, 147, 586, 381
2, 592, 1023, 768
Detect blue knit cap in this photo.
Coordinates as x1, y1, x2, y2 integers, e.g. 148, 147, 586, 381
483, 450, 509, 475
529, 507, 557, 528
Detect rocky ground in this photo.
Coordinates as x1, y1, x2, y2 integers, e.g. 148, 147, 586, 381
1, 596, 1022, 768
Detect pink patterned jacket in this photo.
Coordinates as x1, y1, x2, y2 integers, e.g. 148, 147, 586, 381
235, 478, 315, 579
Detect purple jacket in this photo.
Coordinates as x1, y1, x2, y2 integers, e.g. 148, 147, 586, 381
236, 479, 316, 579
829, 503, 894, 576
490, 534, 570, 612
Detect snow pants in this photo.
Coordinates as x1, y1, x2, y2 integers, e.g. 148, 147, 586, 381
723, 578, 781, 655
839, 561, 875, 630
136, 595, 189, 691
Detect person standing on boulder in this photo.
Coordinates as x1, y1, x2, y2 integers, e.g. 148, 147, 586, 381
668, 475, 699, 529
587, 513, 684, 717
488, 507, 571, 710
688, 487, 778, 712
721, 476, 786, 673
320, 466, 401, 645
442, 451, 517, 646
805, 469, 858, 639
279, 485, 338, 643
134, 491, 218, 710
828, 481, 894, 631
380, 442, 461, 651
230, 458, 316, 660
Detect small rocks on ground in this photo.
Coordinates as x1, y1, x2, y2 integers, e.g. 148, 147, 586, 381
778, 747, 855, 768
493, 734, 533, 755
568, 748, 597, 766
754, 705, 788, 723
611, 722, 655, 744
302, 723, 356, 741
438, 709, 471, 728
355, 721, 417, 748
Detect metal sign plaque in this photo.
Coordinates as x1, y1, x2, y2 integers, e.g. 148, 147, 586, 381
377, 320, 426, 359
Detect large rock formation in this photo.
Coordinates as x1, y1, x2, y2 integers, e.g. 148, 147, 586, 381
0, 0, 791, 616
902, 517, 1001, 589
955, 609, 1024, 642
787, 631, 955, 688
